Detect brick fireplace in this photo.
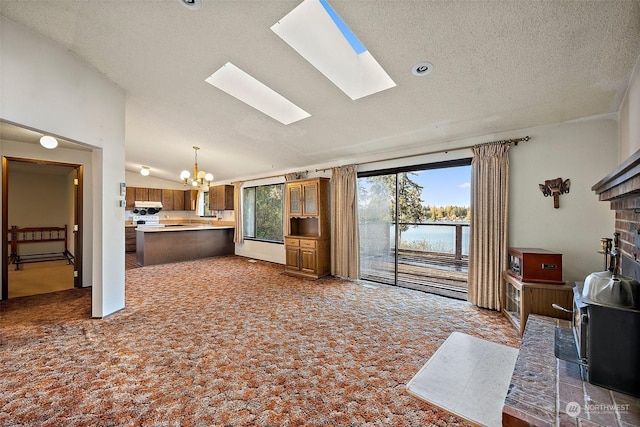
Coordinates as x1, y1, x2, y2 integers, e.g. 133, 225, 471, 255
592, 149, 640, 280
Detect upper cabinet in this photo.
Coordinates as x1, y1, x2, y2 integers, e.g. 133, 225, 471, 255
125, 186, 136, 209
286, 180, 323, 217
209, 185, 234, 211
184, 190, 199, 211
126, 186, 160, 207
303, 181, 319, 215
172, 189, 185, 211
285, 177, 330, 237
148, 188, 162, 202
161, 189, 175, 211
125, 186, 194, 211
135, 187, 149, 201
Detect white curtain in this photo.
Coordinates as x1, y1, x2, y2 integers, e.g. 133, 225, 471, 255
233, 182, 243, 243
330, 165, 360, 279
467, 142, 511, 310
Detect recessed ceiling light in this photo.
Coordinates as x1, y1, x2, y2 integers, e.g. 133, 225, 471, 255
177, 0, 201, 10
39, 135, 58, 149
205, 62, 311, 125
412, 62, 433, 76
271, 0, 396, 100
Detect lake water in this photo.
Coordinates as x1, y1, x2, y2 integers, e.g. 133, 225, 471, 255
395, 224, 470, 255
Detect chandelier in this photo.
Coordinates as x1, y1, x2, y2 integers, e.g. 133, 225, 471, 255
180, 146, 213, 187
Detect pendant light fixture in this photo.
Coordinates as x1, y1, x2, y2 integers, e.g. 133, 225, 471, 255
180, 146, 213, 187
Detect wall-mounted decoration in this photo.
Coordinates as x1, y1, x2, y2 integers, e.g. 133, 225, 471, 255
539, 177, 570, 209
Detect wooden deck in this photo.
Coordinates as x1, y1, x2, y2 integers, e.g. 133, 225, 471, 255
361, 249, 468, 299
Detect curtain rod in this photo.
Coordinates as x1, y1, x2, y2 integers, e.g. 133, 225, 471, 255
231, 170, 310, 184
232, 136, 530, 182
314, 136, 530, 172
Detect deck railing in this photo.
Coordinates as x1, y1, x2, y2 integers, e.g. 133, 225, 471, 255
393, 221, 470, 261
360, 221, 470, 298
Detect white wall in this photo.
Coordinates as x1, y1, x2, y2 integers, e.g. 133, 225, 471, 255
619, 54, 640, 161
508, 116, 617, 283
0, 17, 126, 317
124, 170, 187, 190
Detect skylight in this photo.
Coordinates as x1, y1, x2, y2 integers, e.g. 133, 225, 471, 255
271, 0, 396, 100
205, 62, 311, 125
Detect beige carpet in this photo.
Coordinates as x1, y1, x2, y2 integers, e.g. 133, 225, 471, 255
0, 255, 520, 426
7, 259, 74, 298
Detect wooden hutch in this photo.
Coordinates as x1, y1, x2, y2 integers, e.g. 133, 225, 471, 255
284, 177, 330, 278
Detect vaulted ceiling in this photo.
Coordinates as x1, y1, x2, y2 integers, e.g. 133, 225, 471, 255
1, 0, 639, 183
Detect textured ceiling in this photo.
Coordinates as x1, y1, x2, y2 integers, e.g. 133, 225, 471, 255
1, 0, 639, 183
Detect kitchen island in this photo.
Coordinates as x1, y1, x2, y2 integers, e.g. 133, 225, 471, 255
136, 224, 234, 266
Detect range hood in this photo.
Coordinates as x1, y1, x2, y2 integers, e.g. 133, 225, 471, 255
134, 201, 163, 209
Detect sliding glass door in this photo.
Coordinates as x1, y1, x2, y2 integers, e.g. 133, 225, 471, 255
358, 159, 471, 299
358, 173, 397, 285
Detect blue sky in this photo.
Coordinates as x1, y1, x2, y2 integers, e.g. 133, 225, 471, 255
412, 166, 471, 207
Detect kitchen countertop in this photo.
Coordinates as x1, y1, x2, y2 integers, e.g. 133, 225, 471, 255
136, 224, 233, 232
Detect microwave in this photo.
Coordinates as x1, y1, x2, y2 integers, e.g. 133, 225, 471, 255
507, 247, 563, 284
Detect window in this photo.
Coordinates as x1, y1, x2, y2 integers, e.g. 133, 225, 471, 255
243, 184, 284, 243
200, 191, 214, 217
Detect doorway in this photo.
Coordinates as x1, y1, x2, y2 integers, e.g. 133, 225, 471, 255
358, 159, 471, 299
2, 158, 83, 299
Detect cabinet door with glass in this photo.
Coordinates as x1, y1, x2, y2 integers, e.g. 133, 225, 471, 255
302, 182, 318, 216
288, 184, 302, 215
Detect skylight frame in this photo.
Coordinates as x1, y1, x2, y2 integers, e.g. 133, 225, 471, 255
271, 0, 396, 100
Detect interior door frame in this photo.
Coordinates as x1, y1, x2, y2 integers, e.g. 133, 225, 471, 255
2, 157, 83, 299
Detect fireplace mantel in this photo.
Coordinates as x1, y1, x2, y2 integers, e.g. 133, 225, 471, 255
592, 149, 640, 201
592, 149, 640, 280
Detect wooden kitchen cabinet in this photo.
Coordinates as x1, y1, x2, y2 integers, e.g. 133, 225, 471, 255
502, 271, 573, 336
125, 187, 194, 211
125, 226, 136, 252
172, 189, 185, 211
148, 188, 162, 202
125, 186, 136, 209
184, 190, 199, 211
161, 189, 174, 211
284, 178, 330, 279
209, 185, 234, 211
135, 187, 149, 201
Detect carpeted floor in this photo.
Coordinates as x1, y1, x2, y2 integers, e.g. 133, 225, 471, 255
7, 260, 75, 298
0, 256, 520, 426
